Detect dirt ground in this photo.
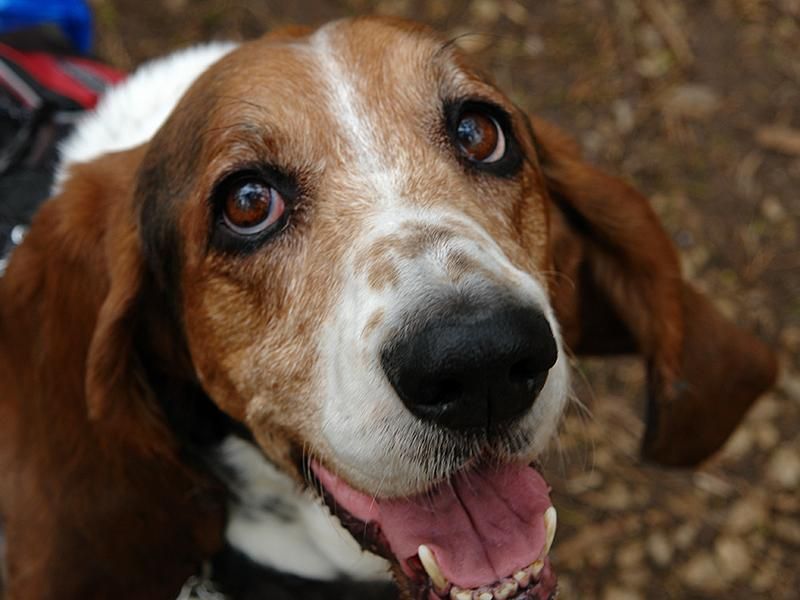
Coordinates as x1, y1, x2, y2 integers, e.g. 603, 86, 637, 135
90, 0, 800, 598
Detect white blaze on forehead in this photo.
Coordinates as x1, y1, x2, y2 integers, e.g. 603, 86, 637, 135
309, 25, 405, 208
301, 24, 570, 496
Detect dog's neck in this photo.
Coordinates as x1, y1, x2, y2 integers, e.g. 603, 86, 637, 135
137, 322, 391, 593
150, 378, 394, 598
138, 347, 390, 590
211, 435, 390, 582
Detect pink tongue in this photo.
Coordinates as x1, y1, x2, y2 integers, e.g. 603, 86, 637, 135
314, 463, 552, 589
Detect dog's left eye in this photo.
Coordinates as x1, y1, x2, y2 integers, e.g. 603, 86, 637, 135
222, 179, 285, 236
456, 111, 506, 163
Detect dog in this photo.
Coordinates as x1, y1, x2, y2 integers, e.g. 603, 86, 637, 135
0, 17, 778, 600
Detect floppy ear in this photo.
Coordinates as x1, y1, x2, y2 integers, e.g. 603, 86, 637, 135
62, 147, 173, 453
532, 117, 779, 466
84, 205, 164, 447
2, 148, 227, 590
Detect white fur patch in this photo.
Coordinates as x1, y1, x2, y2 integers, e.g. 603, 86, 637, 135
309, 26, 405, 209
54, 42, 237, 189
298, 23, 571, 497
217, 436, 390, 581
316, 206, 570, 496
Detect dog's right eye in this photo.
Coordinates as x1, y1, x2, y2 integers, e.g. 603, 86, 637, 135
222, 178, 286, 236
209, 167, 299, 253
444, 99, 523, 178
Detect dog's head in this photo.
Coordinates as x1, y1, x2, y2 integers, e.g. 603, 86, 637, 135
83, 18, 566, 597
66, 16, 776, 600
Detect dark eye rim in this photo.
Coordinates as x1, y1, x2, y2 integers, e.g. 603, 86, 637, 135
444, 98, 523, 178
209, 165, 298, 254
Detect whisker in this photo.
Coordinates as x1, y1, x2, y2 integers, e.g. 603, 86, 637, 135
538, 268, 577, 291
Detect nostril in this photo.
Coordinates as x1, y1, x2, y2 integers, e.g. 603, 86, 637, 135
509, 357, 549, 395
508, 357, 539, 383
430, 378, 464, 407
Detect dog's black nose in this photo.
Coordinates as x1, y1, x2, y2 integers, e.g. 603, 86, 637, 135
381, 304, 558, 430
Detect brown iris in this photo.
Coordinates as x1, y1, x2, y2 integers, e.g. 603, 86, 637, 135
456, 111, 505, 163
222, 180, 285, 235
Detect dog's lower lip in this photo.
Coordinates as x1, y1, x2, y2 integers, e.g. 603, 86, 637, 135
413, 506, 556, 599
308, 460, 559, 599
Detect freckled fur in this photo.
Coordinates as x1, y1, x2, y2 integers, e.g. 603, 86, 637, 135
362, 309, 386, 339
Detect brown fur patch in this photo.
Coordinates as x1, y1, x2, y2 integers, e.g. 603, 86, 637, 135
444, 249, 488, 283
367, 257, 401, 291
362, 309, 386, 339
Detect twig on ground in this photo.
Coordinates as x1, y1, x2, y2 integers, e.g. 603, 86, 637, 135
755, 126, 800, 156
639, 0, 695, 66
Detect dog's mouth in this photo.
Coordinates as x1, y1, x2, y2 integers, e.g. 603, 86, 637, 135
311, 460, 558, 600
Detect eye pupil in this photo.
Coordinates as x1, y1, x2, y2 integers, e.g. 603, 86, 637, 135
229, 182, 270, 227
456, 111, 502, 163
222, 179, 285, 235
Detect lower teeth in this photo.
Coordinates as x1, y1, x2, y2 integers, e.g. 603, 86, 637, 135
444, 560, 545, 599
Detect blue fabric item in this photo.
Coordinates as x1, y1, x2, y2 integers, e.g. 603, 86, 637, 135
0, 0, 92, 53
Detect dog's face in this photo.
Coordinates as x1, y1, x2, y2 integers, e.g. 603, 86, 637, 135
134, 17, 566, 599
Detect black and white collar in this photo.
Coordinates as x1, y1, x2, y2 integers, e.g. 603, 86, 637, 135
0, 223, 27, 277
151, 381, 393, 599
176, 562, 228, 600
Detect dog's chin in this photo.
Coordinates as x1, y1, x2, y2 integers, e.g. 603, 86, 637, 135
309, 459, 559, 600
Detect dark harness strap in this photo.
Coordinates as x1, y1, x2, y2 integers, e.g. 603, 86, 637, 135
210, 545, 398, 600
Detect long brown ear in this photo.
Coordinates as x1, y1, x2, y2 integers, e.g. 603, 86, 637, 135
67, 147, 172, 453
2, 148, 225, 592
533, 117, 779, 466
84, 198, 164, 448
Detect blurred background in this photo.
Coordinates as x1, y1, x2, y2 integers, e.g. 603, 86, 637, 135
5, 0, 799, 597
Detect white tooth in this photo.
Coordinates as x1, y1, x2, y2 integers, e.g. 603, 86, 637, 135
418, 544, 449, 592
494, 581, 518, 599
450, 587, 471, 600
477, 593, 494, 600
543, 506, 557, 556
529, 560, 544, 578
513, 569, 530, 587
